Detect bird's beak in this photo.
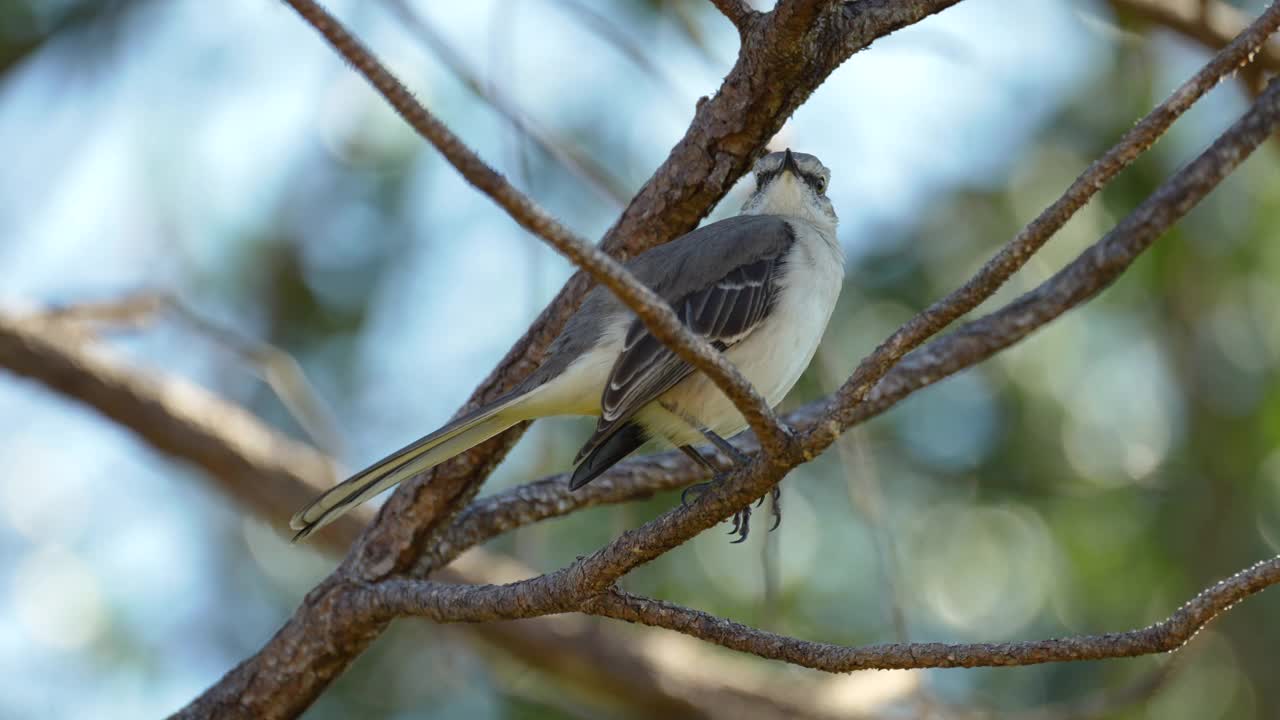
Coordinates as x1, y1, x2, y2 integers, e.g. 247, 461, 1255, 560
782, 148, 801, 176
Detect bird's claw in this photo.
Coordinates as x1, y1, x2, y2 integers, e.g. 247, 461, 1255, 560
683, 478, 783, 544
768, 485, 782, 532
730, 486, 781, 542
681, 478, 715, 508
730, 503, 752, 543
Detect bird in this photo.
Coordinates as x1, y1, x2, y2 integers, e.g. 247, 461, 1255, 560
291, 149, 843, 541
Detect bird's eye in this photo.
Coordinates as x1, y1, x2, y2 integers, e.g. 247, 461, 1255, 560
816, 177, 827, 193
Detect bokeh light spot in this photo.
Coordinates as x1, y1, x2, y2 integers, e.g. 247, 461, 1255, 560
11, 546, 106, 651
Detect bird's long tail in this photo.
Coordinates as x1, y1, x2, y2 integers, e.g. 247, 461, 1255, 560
290, 393, 526, 540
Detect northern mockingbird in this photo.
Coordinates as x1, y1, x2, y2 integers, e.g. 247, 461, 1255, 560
292, 149, 843, 541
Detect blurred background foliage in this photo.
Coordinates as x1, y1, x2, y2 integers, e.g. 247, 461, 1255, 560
1, 0, 1279, 718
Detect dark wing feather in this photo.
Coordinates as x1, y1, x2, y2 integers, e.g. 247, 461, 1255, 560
574, 253, 786, 466
569, 422, 648, 489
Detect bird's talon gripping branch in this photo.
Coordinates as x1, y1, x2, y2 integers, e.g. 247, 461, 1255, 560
680, 478, 715, 508
731, 503, 753, 543
732, 486, 781, 543
681, 476, 783, 543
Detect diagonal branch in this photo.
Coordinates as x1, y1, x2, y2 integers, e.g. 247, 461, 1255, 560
581, 556, 1280, 669
281, 0, 790, 484
0, 314, 339, 524
382, 0, 633, 206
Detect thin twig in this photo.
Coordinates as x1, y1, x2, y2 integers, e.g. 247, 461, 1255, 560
821, 347, 911, 642
551, 0, 688, 96
38, 292, 345, 457
580, 558, 1278, 669
383, 0, 632, 206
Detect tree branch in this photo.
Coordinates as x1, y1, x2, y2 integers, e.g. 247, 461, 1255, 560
551, 0, 684, 98
1110, 0, 1280, 73
581, 556, 1280, 669
382, 0, 633, 207
0, 314, 338, 525
0, 312, 919, 719
709, 0, 758, 35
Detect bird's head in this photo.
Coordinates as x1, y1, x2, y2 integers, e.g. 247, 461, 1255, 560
741, 149, 836, 229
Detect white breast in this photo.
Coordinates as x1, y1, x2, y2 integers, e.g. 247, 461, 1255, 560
639, 219, 844, 445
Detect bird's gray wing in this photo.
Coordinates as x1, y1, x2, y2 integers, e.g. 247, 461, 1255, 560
523, 214, 795, 394
574, 232, 792, 463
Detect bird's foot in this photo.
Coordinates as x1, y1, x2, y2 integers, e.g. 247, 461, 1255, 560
680, 477, 718, 507
681, 479, 782, 544
728, 485, 782, 543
